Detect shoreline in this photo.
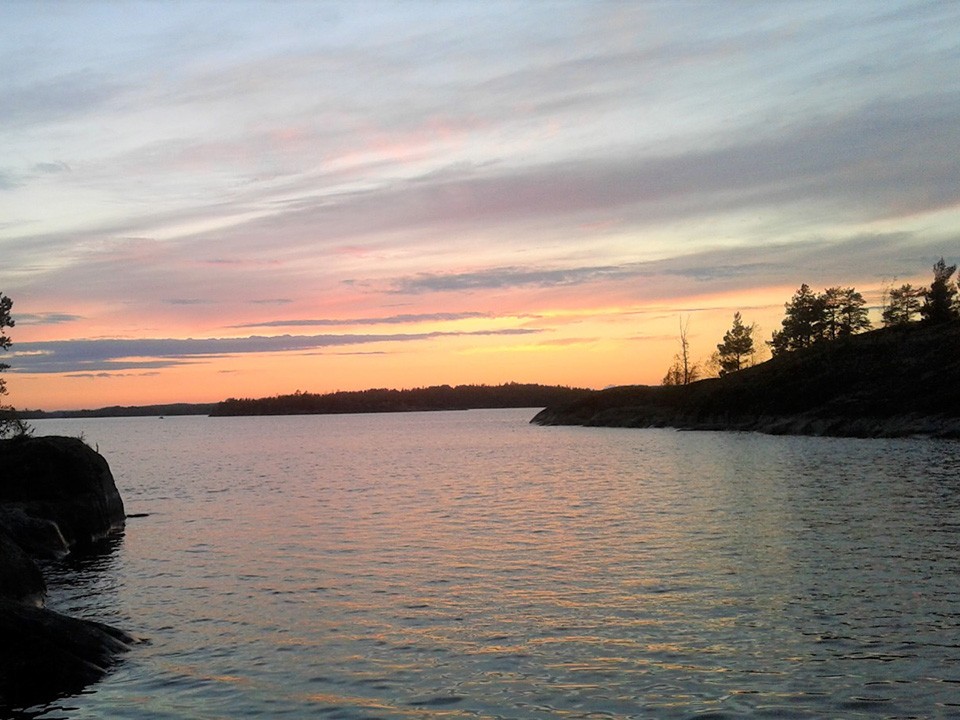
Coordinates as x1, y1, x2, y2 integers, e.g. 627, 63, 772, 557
532, 406, 960, 439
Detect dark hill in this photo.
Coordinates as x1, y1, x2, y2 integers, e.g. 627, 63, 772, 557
532, 320, 960, 438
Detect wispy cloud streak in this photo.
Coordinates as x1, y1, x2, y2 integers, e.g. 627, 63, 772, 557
10, 328, 542, 374
230, 311, 493, 328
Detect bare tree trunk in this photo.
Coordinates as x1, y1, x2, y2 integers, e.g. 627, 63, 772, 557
679, 315, 691, 385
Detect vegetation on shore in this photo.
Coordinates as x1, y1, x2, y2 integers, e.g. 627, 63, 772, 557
212, 383, 591, 416
0, 293, 29, 437
662, 257, 959, 387
19, 403, 218, 420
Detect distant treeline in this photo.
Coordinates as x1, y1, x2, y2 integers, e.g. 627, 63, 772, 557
211, 383, 592, 416
19, 403, 218, 419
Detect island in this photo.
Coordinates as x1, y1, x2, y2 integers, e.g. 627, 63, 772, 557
532, 319, 960, 438
211, 382, 591, 416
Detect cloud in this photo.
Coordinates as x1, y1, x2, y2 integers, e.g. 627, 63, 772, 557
390, 266, 634, 293
231, 311, 492, 328
165, 298, 214, 305
386, 230, 954, 298
0, 171, 22, 191
9, 328, 543, 374
66, 370, 163, 379
14, 312, 83, 325
1, 71, 129, 129
33, 161, 71, 175
81, 88, 952, 297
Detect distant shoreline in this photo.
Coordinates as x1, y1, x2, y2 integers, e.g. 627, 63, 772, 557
20, 383, 591, 420
19, 403, 217, 420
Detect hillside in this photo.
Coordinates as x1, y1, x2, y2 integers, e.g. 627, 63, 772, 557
532, 320, 960, 438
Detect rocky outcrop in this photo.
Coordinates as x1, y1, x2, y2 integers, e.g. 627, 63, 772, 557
0, 435, 126, 553
0, 435, 133, 710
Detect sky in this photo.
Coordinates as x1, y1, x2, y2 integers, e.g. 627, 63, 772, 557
2, 1, 959, 410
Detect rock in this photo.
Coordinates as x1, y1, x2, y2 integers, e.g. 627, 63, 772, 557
0, 506, 69, 558
0, 598, 135, 709
0, 435, 133, 710
0, 529, 45, 606
0, 435, 125, 552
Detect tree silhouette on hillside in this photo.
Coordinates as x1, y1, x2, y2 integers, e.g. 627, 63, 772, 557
882, 283, 923, 326
921, 257, 959, 324
769, 284, 870, 357
716, 312, 755, 376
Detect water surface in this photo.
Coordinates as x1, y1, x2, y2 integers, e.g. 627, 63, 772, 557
26, 410, 960, 718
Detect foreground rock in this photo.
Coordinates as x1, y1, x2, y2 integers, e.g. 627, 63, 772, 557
0, 435, 126, 555
0, 435, 133, 710
533, 320, 960, 438
0, 529, 46, 606
0, 599, 136, 708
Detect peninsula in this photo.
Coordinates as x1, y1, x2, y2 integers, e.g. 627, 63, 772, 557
532, 319, 960, 438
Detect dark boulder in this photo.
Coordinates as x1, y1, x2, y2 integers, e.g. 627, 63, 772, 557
0, 435, 125, 552
0, 435, 133, 710
0, 598, 135, 709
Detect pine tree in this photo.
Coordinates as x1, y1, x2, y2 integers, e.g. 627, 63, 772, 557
769, 284, 822, 356
716, 312, 755, 376
770, 284, 870, 356
882, 284, 922, 326
920, 258, 959, 324
822, 286, 871, 338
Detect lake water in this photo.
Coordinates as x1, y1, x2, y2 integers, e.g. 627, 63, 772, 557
22, 410, 960, 719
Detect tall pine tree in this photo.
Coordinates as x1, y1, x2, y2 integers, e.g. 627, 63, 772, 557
716, 312, 755, 376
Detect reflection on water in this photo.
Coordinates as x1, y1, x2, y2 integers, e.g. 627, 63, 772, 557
40, 534, 125, 616
24, 411, 960, 718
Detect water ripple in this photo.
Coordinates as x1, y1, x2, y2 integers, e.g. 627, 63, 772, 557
26, 412, 960, 719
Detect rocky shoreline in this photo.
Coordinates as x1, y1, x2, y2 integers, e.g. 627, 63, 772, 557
0, 435, 134, 710
532, 405, 960, 439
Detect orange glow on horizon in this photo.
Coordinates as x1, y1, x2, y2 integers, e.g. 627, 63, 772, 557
6, 274, 925, 412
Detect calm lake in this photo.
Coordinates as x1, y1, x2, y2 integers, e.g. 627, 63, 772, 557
24, 410, 960, 719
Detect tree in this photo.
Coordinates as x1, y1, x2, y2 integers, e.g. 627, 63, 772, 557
820, 286, 871, 339
0, 292, 13, 397
661, 359, 685, 386
920, 257, 958, 324
769, 283, 872, 356
662, 315, 700, 385
882, 283, 922, 326
662, 355, 701, 386
769, 284, 822, 356
0, 292, 27, 437
716, 312, 755, 376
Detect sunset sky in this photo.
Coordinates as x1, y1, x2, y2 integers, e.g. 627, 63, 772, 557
3, 1, 959, 410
